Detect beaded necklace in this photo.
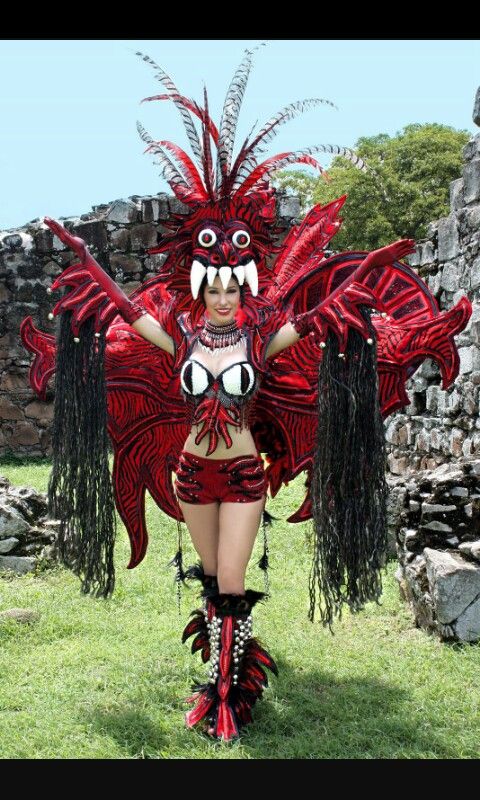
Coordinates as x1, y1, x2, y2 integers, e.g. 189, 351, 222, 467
197, 318, 245, 356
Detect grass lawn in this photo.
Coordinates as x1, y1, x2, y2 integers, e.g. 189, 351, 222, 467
1, 458, 479, 759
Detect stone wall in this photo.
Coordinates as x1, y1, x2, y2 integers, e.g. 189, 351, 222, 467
0, 191, 300, 457
386, 132, 480, 476
393, 457, 480, 643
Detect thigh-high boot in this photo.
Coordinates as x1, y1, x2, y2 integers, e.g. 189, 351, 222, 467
183, 590, 278, 741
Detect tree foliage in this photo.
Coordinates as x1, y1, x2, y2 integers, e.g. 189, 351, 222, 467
274, 124, 470, 251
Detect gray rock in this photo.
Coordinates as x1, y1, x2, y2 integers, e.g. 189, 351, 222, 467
427, 272, 441, 296
473, 92, 480, 128
459, 346, 480, 375
465, 206, 480, 232
141, 195, 170, 223
71, 220, 108, 253
0, 536, 19, 554
470, 542, 480, 561
422, 504, 457, 517
424, 548, 480, 623
440, 262, 461, 292
105, 199, 139, 224
1, 233, 23, 250
454, 595, 480, 642
463, 132, 480, 158
0, 555, 35, 574
450, 178, 464, 211
470, 256, 480, 292
0, 503, 31, 538
459, 541, 474, 556
469, 463, 480, 476
420, 520, 453, 534
437, 215, 460, 261
446, 537, 460, 547
450, 486, 469, 497
463, 158, 480, 205
419, 241, 436, 265
277, 194, 301, 219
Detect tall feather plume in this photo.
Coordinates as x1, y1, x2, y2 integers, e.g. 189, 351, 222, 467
141, 92, 220, 145
149, 139, 208, 201
136, 121, 195, 203
229, 120, 260, 193
231, 153, 260, 193
235, 144, 368, 198
135, 51, 203, 168
201, 85, 215, 201
229, 98, 337, 192
216, 43, 266, 195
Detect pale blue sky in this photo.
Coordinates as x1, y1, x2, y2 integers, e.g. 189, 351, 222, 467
1, 39, 479, 231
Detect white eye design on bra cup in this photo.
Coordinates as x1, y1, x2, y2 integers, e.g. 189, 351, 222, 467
221, 363, 255, 396
180, 361, 210, 395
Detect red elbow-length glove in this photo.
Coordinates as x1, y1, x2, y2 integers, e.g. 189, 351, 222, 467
45, 217, 147, 335
290, 239, 416, 352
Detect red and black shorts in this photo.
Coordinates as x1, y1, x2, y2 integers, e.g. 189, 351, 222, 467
174, 450, 267, 505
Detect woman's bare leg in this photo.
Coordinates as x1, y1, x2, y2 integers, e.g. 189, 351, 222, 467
217, 498, 266, 594
177, 499, 220, 576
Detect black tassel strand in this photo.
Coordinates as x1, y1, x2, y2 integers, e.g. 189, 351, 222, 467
169, 519, 187, 614
309, 307, 388, 629
258, 510, 270, 596
48, 313, 117, 599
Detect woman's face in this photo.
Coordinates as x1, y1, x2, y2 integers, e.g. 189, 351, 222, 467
203, 275, 241, 325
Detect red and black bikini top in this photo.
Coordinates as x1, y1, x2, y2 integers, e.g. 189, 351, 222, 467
153, 302, 291, 453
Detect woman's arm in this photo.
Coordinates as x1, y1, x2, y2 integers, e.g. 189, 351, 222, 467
45, 217, 175, 355
267, 239, 416, 358
131, 315, 175, 355
264, 322, 300, 360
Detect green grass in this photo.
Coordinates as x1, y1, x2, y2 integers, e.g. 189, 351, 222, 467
1, 458, 479, 759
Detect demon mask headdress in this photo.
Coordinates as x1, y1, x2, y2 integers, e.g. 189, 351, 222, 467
134, 44, 368, 319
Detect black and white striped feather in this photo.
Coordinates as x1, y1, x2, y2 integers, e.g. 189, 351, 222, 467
267, 144, 368, 177
247, 98, 337, 157
136, 121, 190, 192
216, 43, 265, 193
230, 99, 336, 192
136, 51, 203, 168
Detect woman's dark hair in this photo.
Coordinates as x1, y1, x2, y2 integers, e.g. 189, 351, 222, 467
200, 273, 245, 307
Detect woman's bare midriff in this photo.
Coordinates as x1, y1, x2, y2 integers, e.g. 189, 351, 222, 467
183, 424, 258, 459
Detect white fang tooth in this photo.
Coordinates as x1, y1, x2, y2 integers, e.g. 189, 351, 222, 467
232, 265, 245, 285
207, 266, 218, 287
244, 260, 258, 296
190, 260, 207, 299
218, 266, 232, 291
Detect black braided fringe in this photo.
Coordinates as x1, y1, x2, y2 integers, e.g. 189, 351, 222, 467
169, 519, 188, 615
309, 308, 388, 629
258, 508, 277, 596
48, 312, 117, 599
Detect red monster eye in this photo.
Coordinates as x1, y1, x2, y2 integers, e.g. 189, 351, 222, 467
198, 228, 217, 248
232, 230, 251, 249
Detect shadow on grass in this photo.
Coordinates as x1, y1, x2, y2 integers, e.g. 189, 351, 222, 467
81, 657, 458, 759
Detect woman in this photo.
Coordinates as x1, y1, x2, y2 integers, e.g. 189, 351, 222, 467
27, 48, 461, 743
42, 216, 415, 741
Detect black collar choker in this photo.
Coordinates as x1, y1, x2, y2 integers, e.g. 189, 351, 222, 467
198, 319, 245, 356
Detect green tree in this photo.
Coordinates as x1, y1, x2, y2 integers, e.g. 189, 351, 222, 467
274, 124, 470, 251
